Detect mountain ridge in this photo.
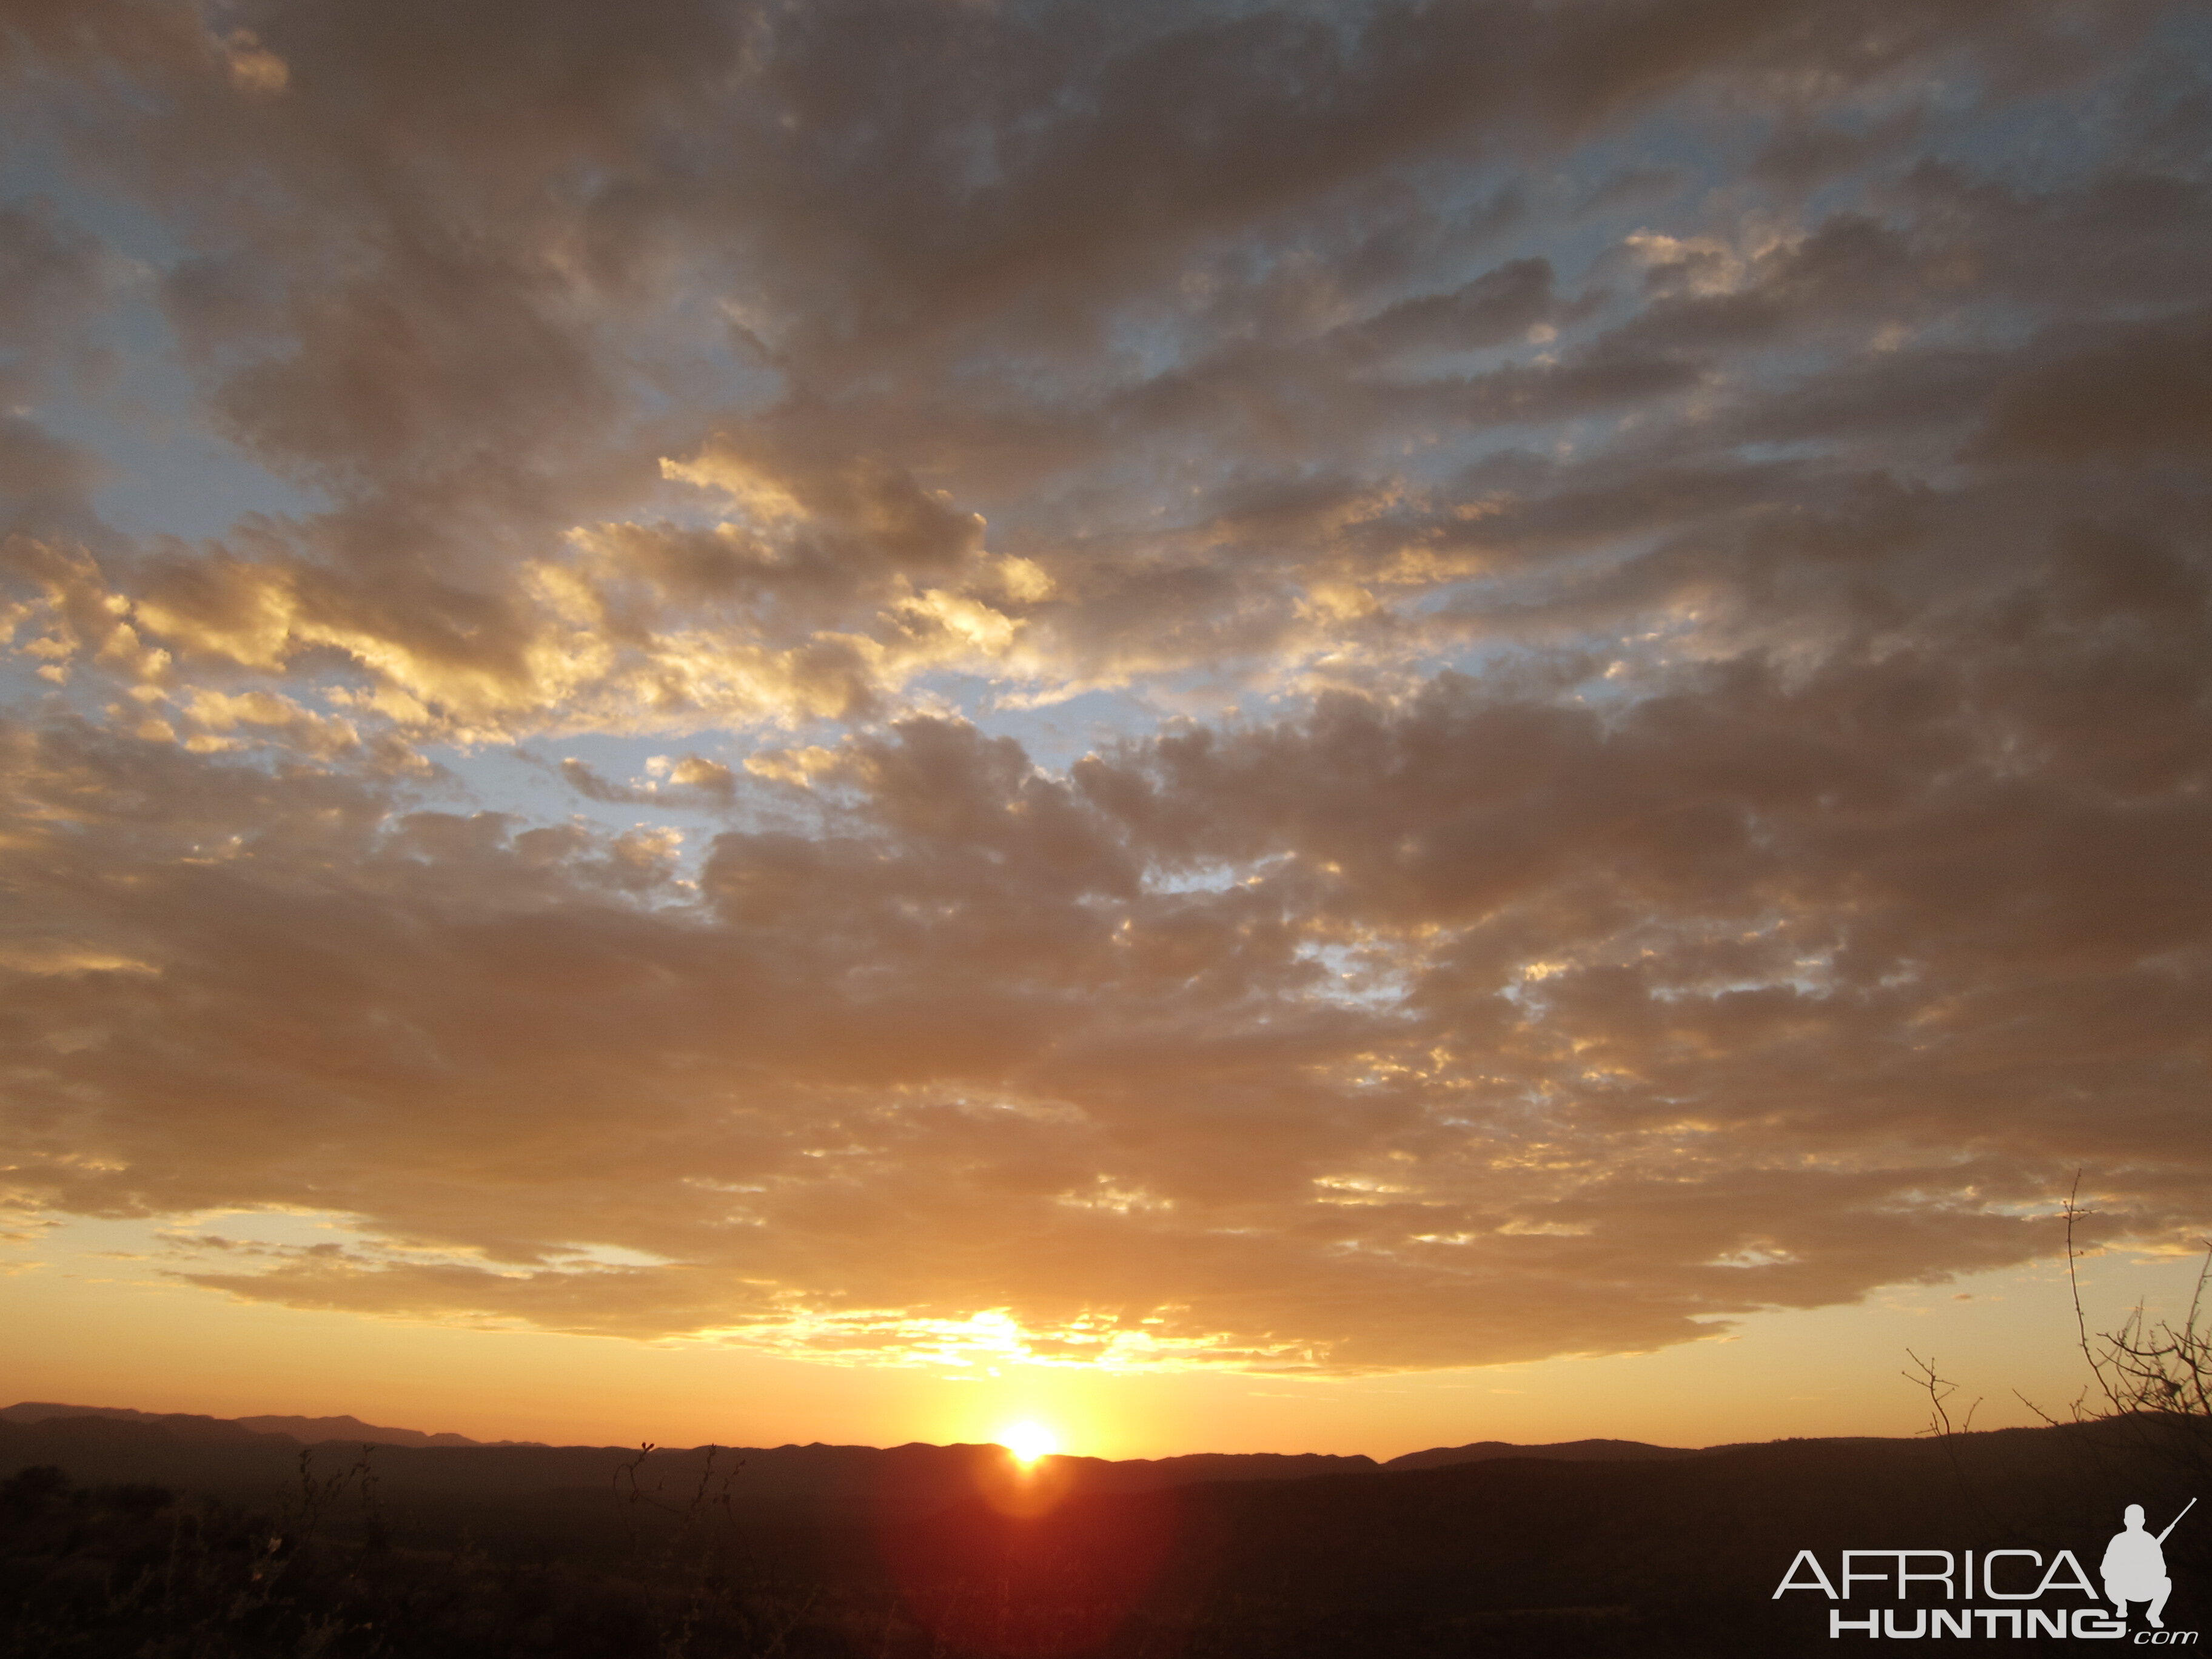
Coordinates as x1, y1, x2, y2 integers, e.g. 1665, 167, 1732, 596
0, 1404, 1701, 1522
1382, 1436, 1699, 1470
0, 1401, 523, 1449
0, 1402, 1695, 1466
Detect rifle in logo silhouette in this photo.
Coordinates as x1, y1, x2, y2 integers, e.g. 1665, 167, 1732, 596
2156, 1498, 2196, 1545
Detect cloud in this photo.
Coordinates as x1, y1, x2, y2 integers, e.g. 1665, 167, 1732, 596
0, 0, 2207, 1375
560, 751, 737, 808
1971, 307, 2212, 462
4, 577, 2207, 1368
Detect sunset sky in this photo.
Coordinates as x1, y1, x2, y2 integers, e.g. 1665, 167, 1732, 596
2, 0, 2208, 1460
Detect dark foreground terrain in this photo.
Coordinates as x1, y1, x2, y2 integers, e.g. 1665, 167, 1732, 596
1, 1409, 2202, 1657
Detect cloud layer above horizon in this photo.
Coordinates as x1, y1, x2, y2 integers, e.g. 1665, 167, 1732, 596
2, 0, 2208, 1375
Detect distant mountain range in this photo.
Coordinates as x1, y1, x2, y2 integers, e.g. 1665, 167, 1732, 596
1382, 1436, 1698, 1470
0, 1402, 523, 1449
0, 1402, 1702, 1524
5, 1401, 2193, 1658
1, 1401, 1693, 1471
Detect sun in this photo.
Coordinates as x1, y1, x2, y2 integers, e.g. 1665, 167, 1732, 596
999, 1420, 1059, 1464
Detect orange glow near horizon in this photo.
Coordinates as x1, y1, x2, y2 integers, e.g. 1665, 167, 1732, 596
7, 1221, 2212, 1460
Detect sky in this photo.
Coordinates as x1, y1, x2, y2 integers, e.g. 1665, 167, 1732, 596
1, 0, 2208, 1460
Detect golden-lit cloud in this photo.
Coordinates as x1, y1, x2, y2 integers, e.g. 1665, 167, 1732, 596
2, 0, 2207, 1379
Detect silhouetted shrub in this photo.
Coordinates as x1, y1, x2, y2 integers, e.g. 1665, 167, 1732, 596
0, 1465, 67, 1519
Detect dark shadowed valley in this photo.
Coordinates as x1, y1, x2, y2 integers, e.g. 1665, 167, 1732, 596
2, 1407, 2202, 1657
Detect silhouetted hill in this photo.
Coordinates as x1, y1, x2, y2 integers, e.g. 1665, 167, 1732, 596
0, 1401, 494, 1448
3, 1403, 1693, 1486
4, 1412, 2201, 1655
1, 1403, 276, 1444
853, 1420, 2205, 1655
2, 1404, 1708, 1484
235, 1413, 490, 1447
1382, 1436, 1697, 1470
0, 1415, 1379, 1527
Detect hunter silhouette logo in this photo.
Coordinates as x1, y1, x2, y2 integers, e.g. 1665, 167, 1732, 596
1774, 1498, 2197, 1641
2108, 1500, 2193, 1631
